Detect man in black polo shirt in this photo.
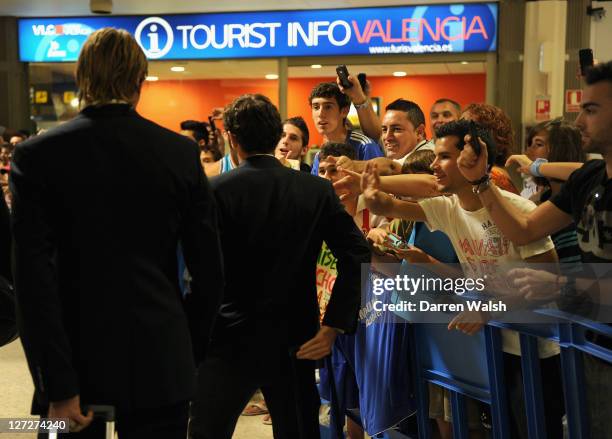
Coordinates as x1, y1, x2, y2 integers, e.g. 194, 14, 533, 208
456, 60, 612, 437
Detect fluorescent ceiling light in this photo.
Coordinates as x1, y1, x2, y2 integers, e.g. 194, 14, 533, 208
311, 64, 322, 69
392, 71, 407, 77
461, 61, 469, 65
170, 66, 185, 72
265, 73, 279, 80
145, 75, 159, 81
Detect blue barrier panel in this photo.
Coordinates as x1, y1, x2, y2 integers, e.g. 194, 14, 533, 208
412, 323, 511, 439
410, 309, 611, 439
415, 324, 490, 401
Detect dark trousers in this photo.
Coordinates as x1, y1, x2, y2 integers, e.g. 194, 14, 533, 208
38, 401, 188, 439
189, 340, 320, 439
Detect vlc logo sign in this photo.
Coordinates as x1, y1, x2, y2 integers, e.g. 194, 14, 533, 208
135, 17, 174, 59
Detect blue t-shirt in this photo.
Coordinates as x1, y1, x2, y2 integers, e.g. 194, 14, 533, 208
320, 221, 459, 435
311, 130, 383, 175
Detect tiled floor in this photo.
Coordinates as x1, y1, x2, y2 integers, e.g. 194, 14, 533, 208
0, 340, 272, 439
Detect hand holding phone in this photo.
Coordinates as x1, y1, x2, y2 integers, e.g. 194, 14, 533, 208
383, 232, 409, 251
579, 48, 594, 77
468, 121, 482, 156
357, 73, 367, 92
336, 65, 353, 89
208, 116, 217, 133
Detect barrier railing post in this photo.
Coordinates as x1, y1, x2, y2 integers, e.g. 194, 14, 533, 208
519, 333, 547, 439
484, 325, 510, 439
449, 391, 469, 439
559, 323, 590, 439
411, 324, 432, 439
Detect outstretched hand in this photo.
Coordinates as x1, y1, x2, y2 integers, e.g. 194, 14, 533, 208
360, 162, 394, 215
505, 155, 533, 175
334, 166, 362, 201
326, 155, 355, 171
362, 161, 381, 198
448, 310, 489, 335
392, 245, 433, 264
508, 267, 562, 301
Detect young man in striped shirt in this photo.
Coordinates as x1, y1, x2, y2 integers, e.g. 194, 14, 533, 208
309, 82, 384, 176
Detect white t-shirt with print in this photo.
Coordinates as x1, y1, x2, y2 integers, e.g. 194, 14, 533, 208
418, 190, 558, 358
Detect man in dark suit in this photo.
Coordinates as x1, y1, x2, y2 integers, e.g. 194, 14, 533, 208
188, 94, 371, 439
10, 28, 224, 438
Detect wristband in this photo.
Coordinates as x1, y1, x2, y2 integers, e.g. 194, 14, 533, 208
529, 158, 548, 177
472, 176, 492, 195
560, 275, 577, 298
353, 97, 371, 110
468, 174, 490, 186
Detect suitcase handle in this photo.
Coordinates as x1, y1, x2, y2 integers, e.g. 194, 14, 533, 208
48, 405, 115, 439
84, 405, 115, 422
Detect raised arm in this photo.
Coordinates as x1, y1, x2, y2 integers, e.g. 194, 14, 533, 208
334, 162, 439, 203
506, 154, 584, 181
379, 173, 441, 197
458, 139, 573, 245
333, 156, 401, 175
361, 162, 428, 222
337, 75, 382, 141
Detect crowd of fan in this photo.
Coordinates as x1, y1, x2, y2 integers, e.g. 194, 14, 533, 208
5, 55, 612, 438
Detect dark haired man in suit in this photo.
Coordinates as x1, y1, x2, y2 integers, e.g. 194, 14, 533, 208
189, 94, 370, 439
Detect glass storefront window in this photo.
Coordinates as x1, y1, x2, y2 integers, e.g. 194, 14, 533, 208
28, 59, 279, 134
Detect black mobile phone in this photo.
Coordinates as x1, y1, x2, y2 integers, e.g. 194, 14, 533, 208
579, 48, 594, 76
336, 65, 353, 89
468, 121, 482, 156
208, 116, 217, 133
357, 72, 367, 91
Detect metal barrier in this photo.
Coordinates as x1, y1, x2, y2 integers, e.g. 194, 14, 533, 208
410, 311, 612, 439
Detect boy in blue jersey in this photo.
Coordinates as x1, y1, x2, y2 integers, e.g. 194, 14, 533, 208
309, 82, 383, 175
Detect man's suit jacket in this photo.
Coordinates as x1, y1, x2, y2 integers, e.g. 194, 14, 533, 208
210, 155, 370, 348
10, 104, 224, 413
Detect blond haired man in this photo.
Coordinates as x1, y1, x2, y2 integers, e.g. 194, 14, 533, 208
10, 28, 224, 438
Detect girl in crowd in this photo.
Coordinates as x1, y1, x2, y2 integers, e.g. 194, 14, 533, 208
506, 117, 585, 268
520, 120, 550, 199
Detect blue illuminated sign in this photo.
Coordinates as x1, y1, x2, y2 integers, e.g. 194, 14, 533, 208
18, 4, 498, 62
